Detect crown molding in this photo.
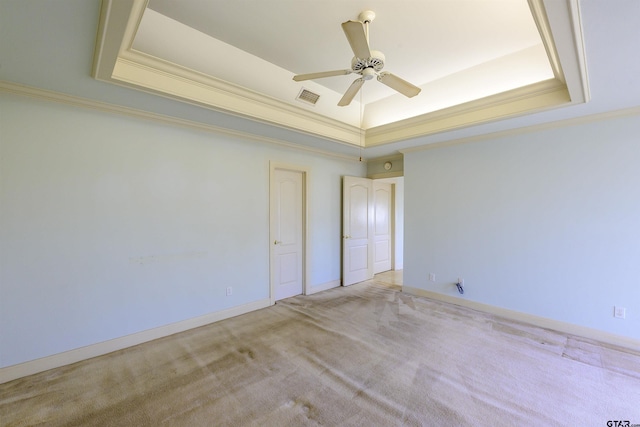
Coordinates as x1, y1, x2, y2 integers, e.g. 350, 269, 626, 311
366, 78, 570, 147
0, 80, 362, 162
111, 53, 361, 145
529, 0, 565, 84
567, 0, 591, 103
93, 0, 362, 147
400, 105, 640, 155
92, 0, 589, 150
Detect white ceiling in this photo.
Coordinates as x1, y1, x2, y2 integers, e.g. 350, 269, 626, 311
92, 0, 586, 151
127, 0, 556, 129
141, 0, 550, 104
1, 0, 639, 160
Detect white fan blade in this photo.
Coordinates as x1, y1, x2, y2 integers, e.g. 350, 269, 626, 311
342, 20, 371, 59
293, 69, 352, 82
377, 72, 421, 98
338, 78, 365, 106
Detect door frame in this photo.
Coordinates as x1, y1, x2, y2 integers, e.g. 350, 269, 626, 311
269, 161, 310, 305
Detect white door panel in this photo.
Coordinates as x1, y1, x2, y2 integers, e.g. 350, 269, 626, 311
375, 240, 390, 262
343, 176, 374, 286
349, 185, 369, 239
374, 182, 392, 274
271, 169, 303, 300
278, 179, 297, 243
349, 245, 369, 270
278, 252, 298, 284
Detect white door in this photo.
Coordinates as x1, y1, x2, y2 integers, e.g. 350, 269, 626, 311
373, 181, 392, 274
271, 169, 303, 300
343, 176, 374, 286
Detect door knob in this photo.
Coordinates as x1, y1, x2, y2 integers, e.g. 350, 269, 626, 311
274, 240, 281, 245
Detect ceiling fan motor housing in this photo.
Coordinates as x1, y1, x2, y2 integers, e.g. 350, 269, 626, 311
292, 10, 420, 106
351, 50, 385, 74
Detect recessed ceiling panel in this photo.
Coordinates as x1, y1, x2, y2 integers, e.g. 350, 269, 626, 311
135, 0, 554, 128
94, 0, 585, 149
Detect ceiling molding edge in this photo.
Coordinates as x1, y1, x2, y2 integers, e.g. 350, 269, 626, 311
111, 54, 361, 145
93, 0, 362, 147
399, 105, 640, 155
538, 0, 589, 105
567, 0, 591, 102
0, 80, 362, 163
369, 0, 591, 148
529, 0, 565, 84
92, 0, 589, 150
366, 79, 569, 146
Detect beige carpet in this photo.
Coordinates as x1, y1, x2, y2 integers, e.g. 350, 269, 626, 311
2, 277, 639, 426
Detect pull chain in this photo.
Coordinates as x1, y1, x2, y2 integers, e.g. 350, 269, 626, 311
359, 86, 363, 162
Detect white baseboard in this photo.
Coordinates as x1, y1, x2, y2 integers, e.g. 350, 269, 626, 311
307, 279, 341, 295
402, 286, 640, 352
0, 298, 271, 384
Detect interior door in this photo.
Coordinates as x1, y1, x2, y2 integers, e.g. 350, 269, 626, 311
373, 181, 392, 274
343, 176, 374, 286
271, 169, 303, 300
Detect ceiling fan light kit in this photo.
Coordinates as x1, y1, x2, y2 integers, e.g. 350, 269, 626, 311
293, 10, 421, 106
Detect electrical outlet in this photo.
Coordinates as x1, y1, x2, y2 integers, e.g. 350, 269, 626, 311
614, 306, 626, 319
429, 273, 436, 282
226, 287, 233, 296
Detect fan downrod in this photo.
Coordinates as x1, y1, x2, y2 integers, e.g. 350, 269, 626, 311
358, 10, 376, 23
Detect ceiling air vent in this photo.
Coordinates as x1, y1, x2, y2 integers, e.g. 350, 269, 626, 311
296, 88, 320, 105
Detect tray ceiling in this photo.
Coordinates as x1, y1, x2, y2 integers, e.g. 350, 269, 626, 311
93, 0, 588, 149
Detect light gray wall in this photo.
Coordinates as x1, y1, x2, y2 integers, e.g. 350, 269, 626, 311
404, 113, 640, 340
0, 93, 365, 367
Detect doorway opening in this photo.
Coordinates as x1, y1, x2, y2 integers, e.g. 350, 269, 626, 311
342, 176, 404, 286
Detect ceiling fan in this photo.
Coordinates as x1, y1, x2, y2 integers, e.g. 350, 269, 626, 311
293, 10, 421, 107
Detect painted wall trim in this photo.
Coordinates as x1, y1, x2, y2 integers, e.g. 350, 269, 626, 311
307, 279, 341, 295
400, 106, 640, 154
111, 55, 362, 146
93, 0, 363, 146
0, 80, 360, 162
403, 286, 640, 352
93, 0, 588, 148
366, 79, 570, 146
567, 0, 591, 101
0, 298, 270, 384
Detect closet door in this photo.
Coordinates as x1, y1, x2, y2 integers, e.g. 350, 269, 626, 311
342, 176, 374, 286
373, 181, 392, 274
